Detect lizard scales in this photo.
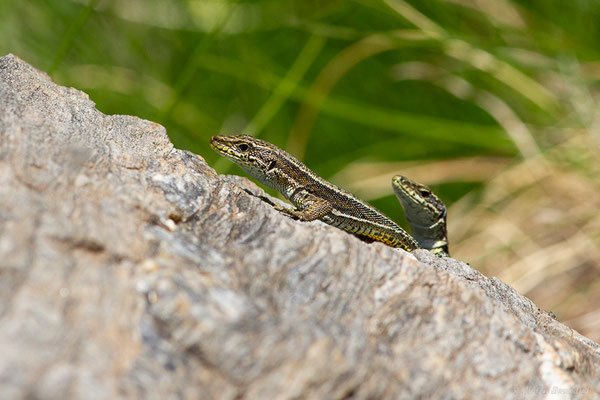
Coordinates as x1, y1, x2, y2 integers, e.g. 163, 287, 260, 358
392, 175, 449, 256
211, 135, 419, 251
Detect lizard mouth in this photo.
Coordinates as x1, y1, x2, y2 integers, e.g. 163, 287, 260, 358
210, 135, 226, 149
210, 135, 253, 166
210, 135, 234, 155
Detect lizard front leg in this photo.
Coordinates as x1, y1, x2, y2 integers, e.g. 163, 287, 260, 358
276, 188, 332, 221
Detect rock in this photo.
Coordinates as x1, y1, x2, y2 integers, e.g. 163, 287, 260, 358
0, 53, 598, 399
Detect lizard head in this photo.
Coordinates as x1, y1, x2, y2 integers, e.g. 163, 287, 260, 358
392, 175, 447, 227
210, 134, 286, 184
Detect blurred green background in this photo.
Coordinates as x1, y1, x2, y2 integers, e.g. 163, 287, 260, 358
2, 0, 599, 340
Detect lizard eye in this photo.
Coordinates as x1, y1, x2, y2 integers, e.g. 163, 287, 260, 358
238, 143, 250, 152
419, 189, 431, 197
267, 160, 277, 171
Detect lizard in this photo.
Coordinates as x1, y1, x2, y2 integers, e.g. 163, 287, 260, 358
392, 175, 449, 256
210, 135, 419, 251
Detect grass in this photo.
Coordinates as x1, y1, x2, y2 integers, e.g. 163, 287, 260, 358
1, 0, 599, 341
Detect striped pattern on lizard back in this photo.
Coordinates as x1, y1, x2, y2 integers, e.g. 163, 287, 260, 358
210, 135, 418, 251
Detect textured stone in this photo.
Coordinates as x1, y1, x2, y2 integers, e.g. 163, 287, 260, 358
0, 54, 599, 399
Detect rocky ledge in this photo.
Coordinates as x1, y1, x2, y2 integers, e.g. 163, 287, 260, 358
0, 54, 599, 399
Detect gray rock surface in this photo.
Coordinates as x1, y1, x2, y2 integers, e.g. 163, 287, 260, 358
0, 53, 599, 399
